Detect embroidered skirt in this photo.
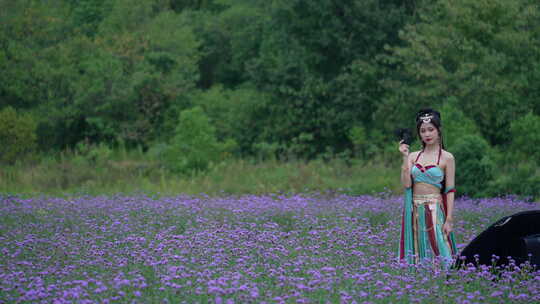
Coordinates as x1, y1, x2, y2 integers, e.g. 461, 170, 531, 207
399, 189, 457, 267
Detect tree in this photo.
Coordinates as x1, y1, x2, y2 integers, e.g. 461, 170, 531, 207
92, 8, 201, 145
381, 0, 540, 146
509, 112, 540, 164
439, 98, 479, 151
0, 107, 37, 164
243, 0, 413, 157
0, 0, 73, 111
164, 106, 235, 173
190, 85, 270, 154
184, 0, 267, 89
452, 134, 494, 197
68, 0, 111, 37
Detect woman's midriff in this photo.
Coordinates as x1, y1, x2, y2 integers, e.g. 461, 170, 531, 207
413, 182, 441, 195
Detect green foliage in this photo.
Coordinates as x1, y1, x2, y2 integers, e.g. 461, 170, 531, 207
0, 0, 538, 198
452, 134, 495, 198
509, 112, 540, 164
348, 126, 367, 158
0, 0, 73, 110
75, 140, 113, 166
0, 0, 201, 149
488, 162, 540, 201
332, 60, 381, 136
439, 98, 480, 151
190, 85, 269, 154
169, 0, 220, 13
383, 0, 540, 145
0, 152, 400, 196
241, 0, 412, 156
0, 107, 37, 164
69, 0, 110, 37
97, 0, 157, 34
188, 0, 267, 88
252, 142, 281, 161
164, 107, 235, 173
85, 6, 201, 146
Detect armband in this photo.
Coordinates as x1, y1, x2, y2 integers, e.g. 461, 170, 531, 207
444, 187, 456, 194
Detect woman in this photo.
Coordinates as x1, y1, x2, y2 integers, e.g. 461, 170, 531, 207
398, 109, 457, 267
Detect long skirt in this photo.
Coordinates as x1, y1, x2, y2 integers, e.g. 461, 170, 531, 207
399, 190, 457, 267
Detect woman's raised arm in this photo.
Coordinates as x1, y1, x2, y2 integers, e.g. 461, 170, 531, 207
399, 142, 413, 188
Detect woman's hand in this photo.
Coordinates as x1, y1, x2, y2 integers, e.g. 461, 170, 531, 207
399, 140, 410, 157
443, 219, 453, 236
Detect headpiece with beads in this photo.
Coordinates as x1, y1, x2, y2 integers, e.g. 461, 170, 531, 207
415, 109, 441, 126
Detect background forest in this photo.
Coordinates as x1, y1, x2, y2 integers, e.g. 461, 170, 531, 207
1, 0, 539, 199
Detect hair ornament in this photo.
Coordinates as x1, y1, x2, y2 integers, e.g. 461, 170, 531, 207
418, 113, 434, 124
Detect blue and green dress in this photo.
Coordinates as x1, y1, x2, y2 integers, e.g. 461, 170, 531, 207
398, 149, 457, 266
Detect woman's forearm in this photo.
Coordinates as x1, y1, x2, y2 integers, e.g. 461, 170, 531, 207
401, 156, 411, 188
445, 192, 455, 221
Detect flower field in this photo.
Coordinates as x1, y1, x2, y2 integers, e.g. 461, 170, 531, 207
1, 194, 539, 303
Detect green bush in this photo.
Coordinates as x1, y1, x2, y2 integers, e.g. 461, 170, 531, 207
191, 86, 269, 155
488, 162, 540, 201
348, 126, 367, 158
0, 107, 37, 164
452, 134, 495, 197
364, 129, 397, 162
164, 106, 236, 174
74, 141, 113, 166
509, 112, 540, 165
440, 98, 480, 151
252, 141, 281, 161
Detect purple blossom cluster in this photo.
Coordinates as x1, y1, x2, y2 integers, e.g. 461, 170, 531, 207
1, 194, 539, 303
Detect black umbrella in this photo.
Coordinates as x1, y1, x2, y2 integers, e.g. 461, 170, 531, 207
455, 210, 540, 268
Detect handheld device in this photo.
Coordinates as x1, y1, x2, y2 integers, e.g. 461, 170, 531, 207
395, 128, 413, 145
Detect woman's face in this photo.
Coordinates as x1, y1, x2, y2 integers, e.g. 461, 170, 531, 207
419, 122, 439, 145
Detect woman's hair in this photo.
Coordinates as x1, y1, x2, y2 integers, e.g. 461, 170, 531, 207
415, 108, 445, 149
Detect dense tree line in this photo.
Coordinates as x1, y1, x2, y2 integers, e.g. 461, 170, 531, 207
1, 0, 539, 196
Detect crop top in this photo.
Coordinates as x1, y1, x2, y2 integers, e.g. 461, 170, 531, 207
411, 148, 444, 189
